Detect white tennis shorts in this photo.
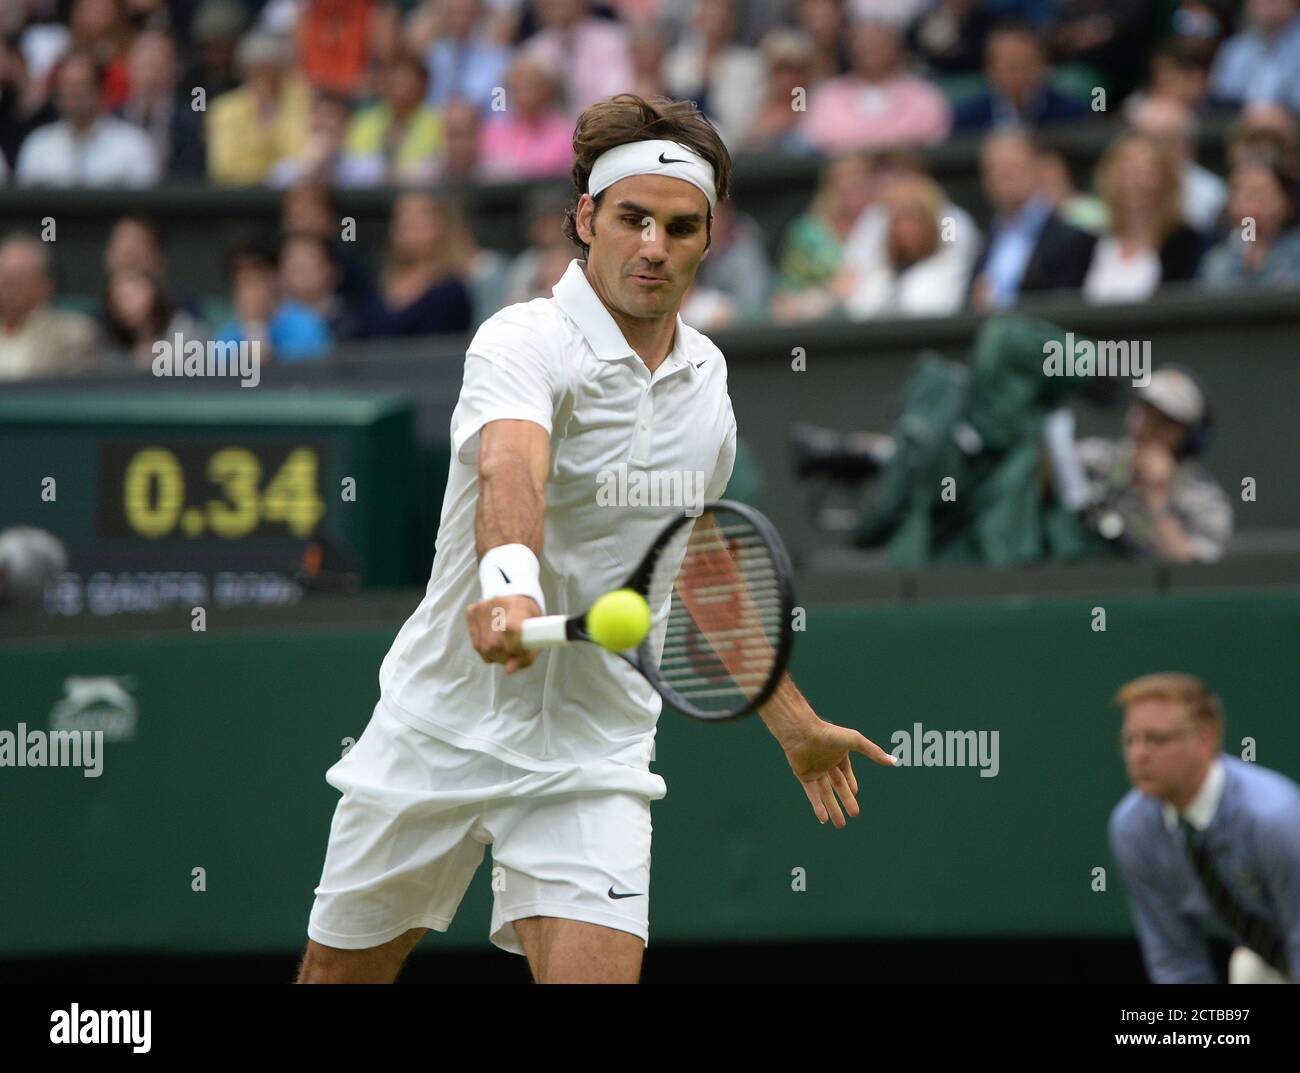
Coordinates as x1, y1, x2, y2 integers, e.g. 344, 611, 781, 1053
307, 700, 666, 955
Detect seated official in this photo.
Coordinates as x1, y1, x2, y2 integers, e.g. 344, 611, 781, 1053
1109, 673, 1300, 984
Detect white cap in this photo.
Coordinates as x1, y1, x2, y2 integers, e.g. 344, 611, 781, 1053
1135, 368, 1207, 426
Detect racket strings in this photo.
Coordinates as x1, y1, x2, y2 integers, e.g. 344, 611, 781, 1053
647, 511, 787, 715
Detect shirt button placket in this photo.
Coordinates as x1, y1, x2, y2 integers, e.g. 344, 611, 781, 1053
629, 383, 653, 466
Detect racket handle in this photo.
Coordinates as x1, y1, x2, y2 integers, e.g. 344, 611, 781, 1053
520, 615, 569, 649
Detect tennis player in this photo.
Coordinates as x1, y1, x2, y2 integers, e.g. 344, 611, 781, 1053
298, 94, 895, 985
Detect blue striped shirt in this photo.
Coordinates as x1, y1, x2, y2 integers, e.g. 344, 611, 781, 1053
1109, 755, 1300, 983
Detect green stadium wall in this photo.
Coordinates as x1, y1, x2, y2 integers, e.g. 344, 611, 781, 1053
1, 588, 1296, 955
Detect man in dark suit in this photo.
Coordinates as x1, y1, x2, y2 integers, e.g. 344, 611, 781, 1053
954, 21, 1089, 134
118, 29, 206, 180
969, 128, 1096, 310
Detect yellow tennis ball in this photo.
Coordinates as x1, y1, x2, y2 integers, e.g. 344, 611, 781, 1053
586, 588, 651, 651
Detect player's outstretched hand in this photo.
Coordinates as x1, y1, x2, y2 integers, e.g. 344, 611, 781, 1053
782, 720, 896, 828
466, 594, 542, 674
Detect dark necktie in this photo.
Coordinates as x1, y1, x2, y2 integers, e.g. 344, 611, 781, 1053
1179, 818, 1288, 975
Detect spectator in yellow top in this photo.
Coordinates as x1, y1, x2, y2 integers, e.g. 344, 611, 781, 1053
206, 32, 310, 186
339, 48, 443, 186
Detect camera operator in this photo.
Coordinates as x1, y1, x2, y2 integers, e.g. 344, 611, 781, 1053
1076, 367, 1233, 563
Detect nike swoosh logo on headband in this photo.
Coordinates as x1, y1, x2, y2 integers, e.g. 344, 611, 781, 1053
658, 152, 688, 164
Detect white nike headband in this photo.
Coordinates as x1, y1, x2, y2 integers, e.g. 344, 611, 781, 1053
587, 139, 718, 211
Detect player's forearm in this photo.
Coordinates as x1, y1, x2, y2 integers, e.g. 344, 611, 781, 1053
475, 458, 545, 557
758, 673, 820, 745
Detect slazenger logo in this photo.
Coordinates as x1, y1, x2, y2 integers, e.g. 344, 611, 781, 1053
50, 1004, 151, 1052
49, 676, 138, 741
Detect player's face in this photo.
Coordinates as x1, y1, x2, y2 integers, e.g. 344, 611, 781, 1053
1121, 698, 1211, 802
578, 173, 710, 321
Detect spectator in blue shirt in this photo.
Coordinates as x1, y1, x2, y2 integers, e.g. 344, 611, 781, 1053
1109, 673, 1300, 984
969, 129, 1096, 309
215, 241, 331, 363
415, 0, 510, 115
1208, 0, 1300, 111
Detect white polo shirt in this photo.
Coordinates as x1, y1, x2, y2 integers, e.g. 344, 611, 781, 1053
379, 258, 737, 777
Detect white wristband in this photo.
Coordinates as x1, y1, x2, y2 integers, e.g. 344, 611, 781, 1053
478, 543, 545, 614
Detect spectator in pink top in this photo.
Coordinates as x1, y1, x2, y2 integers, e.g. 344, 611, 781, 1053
800, 19, 952, 152
523, 0, 635, 118
479, 55, 573, 180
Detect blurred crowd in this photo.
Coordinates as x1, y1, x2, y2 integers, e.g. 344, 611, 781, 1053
2, 1, 1300, 380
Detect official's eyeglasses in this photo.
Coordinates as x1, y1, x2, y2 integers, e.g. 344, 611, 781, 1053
1118, 725, 1197, 751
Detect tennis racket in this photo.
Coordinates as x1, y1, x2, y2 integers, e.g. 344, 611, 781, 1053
520, 499, 796, 721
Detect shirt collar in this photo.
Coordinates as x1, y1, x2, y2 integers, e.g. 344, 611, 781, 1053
552, 258, 690, 373
1000, 194, 1053, 232
1162, 757, 1225, 832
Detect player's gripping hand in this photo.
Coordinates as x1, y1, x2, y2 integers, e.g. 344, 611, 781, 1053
782, 719, 896, 828
466, 594, 542, 674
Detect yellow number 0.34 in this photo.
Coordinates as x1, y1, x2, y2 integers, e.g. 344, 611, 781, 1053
207, 447, 262, 538
263, 447, 326, 537
122, 445, 326, 539
122, 447, 185, 538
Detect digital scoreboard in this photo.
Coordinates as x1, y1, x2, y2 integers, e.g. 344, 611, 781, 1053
0, 389, 422, 613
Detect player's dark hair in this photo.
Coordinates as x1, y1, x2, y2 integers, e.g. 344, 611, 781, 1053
563, 94, 733, 259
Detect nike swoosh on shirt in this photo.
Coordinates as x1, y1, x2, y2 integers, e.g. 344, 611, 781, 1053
608, 887, 644, 900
